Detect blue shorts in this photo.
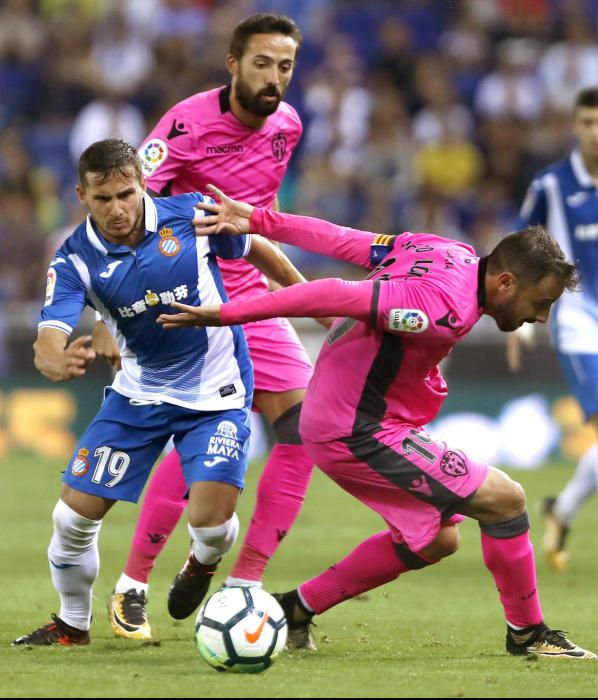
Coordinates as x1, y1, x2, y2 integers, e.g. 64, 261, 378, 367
63, 389, 251, 502
557, 351, 598, 420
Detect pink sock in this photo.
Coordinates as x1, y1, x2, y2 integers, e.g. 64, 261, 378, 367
481, 530, 543, 628
300, 531, 412, 614
124, 450, 187, 583
231, 443, 314, 581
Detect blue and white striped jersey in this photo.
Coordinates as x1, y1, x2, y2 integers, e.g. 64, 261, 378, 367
520, 148, 598, 353
40, 192, 253, 410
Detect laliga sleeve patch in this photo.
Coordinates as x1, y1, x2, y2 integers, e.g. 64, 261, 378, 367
139, 139, 168, 176
388, 308, 429, 333
45, 267, 57, 306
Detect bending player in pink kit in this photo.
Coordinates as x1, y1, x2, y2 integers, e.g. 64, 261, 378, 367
157, 185, 596, 659
101, 14, 319, 646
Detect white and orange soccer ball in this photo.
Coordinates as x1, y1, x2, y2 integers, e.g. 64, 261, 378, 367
194, 586, 287, 673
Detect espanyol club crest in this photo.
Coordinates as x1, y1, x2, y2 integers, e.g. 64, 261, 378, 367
158, 227, 181, 257
271, 132, 287, 162
71, 448, 90, 477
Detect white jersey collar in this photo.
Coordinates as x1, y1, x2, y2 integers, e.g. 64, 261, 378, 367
570, 148, 594, 188
85, 192, 158, 254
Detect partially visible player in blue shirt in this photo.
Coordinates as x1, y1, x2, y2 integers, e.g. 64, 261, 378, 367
12, 138, 301, 646
511, 87, 598, 572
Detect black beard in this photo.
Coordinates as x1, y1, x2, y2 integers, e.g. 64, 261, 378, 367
235, 81, 282, 117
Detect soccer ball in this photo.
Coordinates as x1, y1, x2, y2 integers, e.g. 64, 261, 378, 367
194, 586, 287, 673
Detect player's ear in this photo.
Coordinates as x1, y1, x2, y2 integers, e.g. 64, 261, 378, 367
226, 53, 238, 77
75, 184, 86, 206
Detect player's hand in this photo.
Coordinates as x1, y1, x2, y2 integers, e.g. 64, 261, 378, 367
505, 325, 535, 373
92, 320, 121, 371
315, 316, 335, 329
194, 184, 254, 237
63, 335, 96, 379
157, 302, 222, 328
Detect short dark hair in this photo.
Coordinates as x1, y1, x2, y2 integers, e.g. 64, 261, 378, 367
78, 138, 143, 186
488, 225, 578, 291
575, 87, 598, 110
228, 13, 302, 60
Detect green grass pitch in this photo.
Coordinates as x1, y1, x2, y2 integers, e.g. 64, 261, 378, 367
1, 453, 597, 697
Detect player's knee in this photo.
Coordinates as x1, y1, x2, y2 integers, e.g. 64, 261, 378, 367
188, 513, 239, 555
272, 403, 303, 444
491, 473, 526, 519
51, 499, 101, 548
467, 467, 527, 521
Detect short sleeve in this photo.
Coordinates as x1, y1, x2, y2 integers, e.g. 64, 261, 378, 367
38, 258, 87, 335
208, 232, 251, 260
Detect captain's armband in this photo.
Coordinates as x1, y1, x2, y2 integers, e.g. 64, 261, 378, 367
370, 234, 396, 267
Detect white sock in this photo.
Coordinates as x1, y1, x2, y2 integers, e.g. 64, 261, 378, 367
554, 443, 598, 524
47, 500, 102, 631
114, 573, 148, 596
188, 514, 239, 565
224, 576, 262, 588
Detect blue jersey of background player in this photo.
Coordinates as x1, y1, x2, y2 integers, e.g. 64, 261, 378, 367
516, 87, 598, 572
13, 138, 295, 646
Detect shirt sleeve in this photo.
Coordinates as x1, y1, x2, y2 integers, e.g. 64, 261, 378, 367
209, 232, 251, 259
374, 279, 466, 341
519, 178, 547, 227
219, 278, 375, 325
250, 208, 394, 269
139, 106, 194, 194
38, 258, 88, 335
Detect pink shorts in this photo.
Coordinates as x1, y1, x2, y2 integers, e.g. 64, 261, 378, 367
303, 424, 487, 552
243, 317, 313, 396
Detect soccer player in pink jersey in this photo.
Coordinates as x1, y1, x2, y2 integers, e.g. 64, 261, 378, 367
102, 14, 319, 645
156, 186, 596, 659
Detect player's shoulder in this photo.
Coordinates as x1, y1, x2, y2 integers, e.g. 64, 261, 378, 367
532, 154, 572, 184
273, 100, 302, 131
154, 192, 212, 221
54, 220, 90, 256
397, 231, 475, 256
166, 87, 223, 124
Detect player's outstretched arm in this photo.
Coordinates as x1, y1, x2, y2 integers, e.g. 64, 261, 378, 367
157, 277, 375, 329
33, 328, 96, 381
195, 184, 390, 269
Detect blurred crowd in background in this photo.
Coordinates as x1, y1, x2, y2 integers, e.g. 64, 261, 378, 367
2, 0, 598, 307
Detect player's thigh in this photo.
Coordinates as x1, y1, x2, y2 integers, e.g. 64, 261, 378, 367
64, 390, 174, 504
174, 407, 251, 492
304, 426, 487, 552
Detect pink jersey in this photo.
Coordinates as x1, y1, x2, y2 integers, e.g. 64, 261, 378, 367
139, 86, 302, 299
219, 210, 486, 442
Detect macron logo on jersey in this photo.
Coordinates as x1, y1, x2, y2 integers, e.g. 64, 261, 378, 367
206, 144, 244, 155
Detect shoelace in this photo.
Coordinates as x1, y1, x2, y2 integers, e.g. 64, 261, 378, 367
120, 591, 147, 625
540, 629, 573, 649
20, 614, 67, 644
